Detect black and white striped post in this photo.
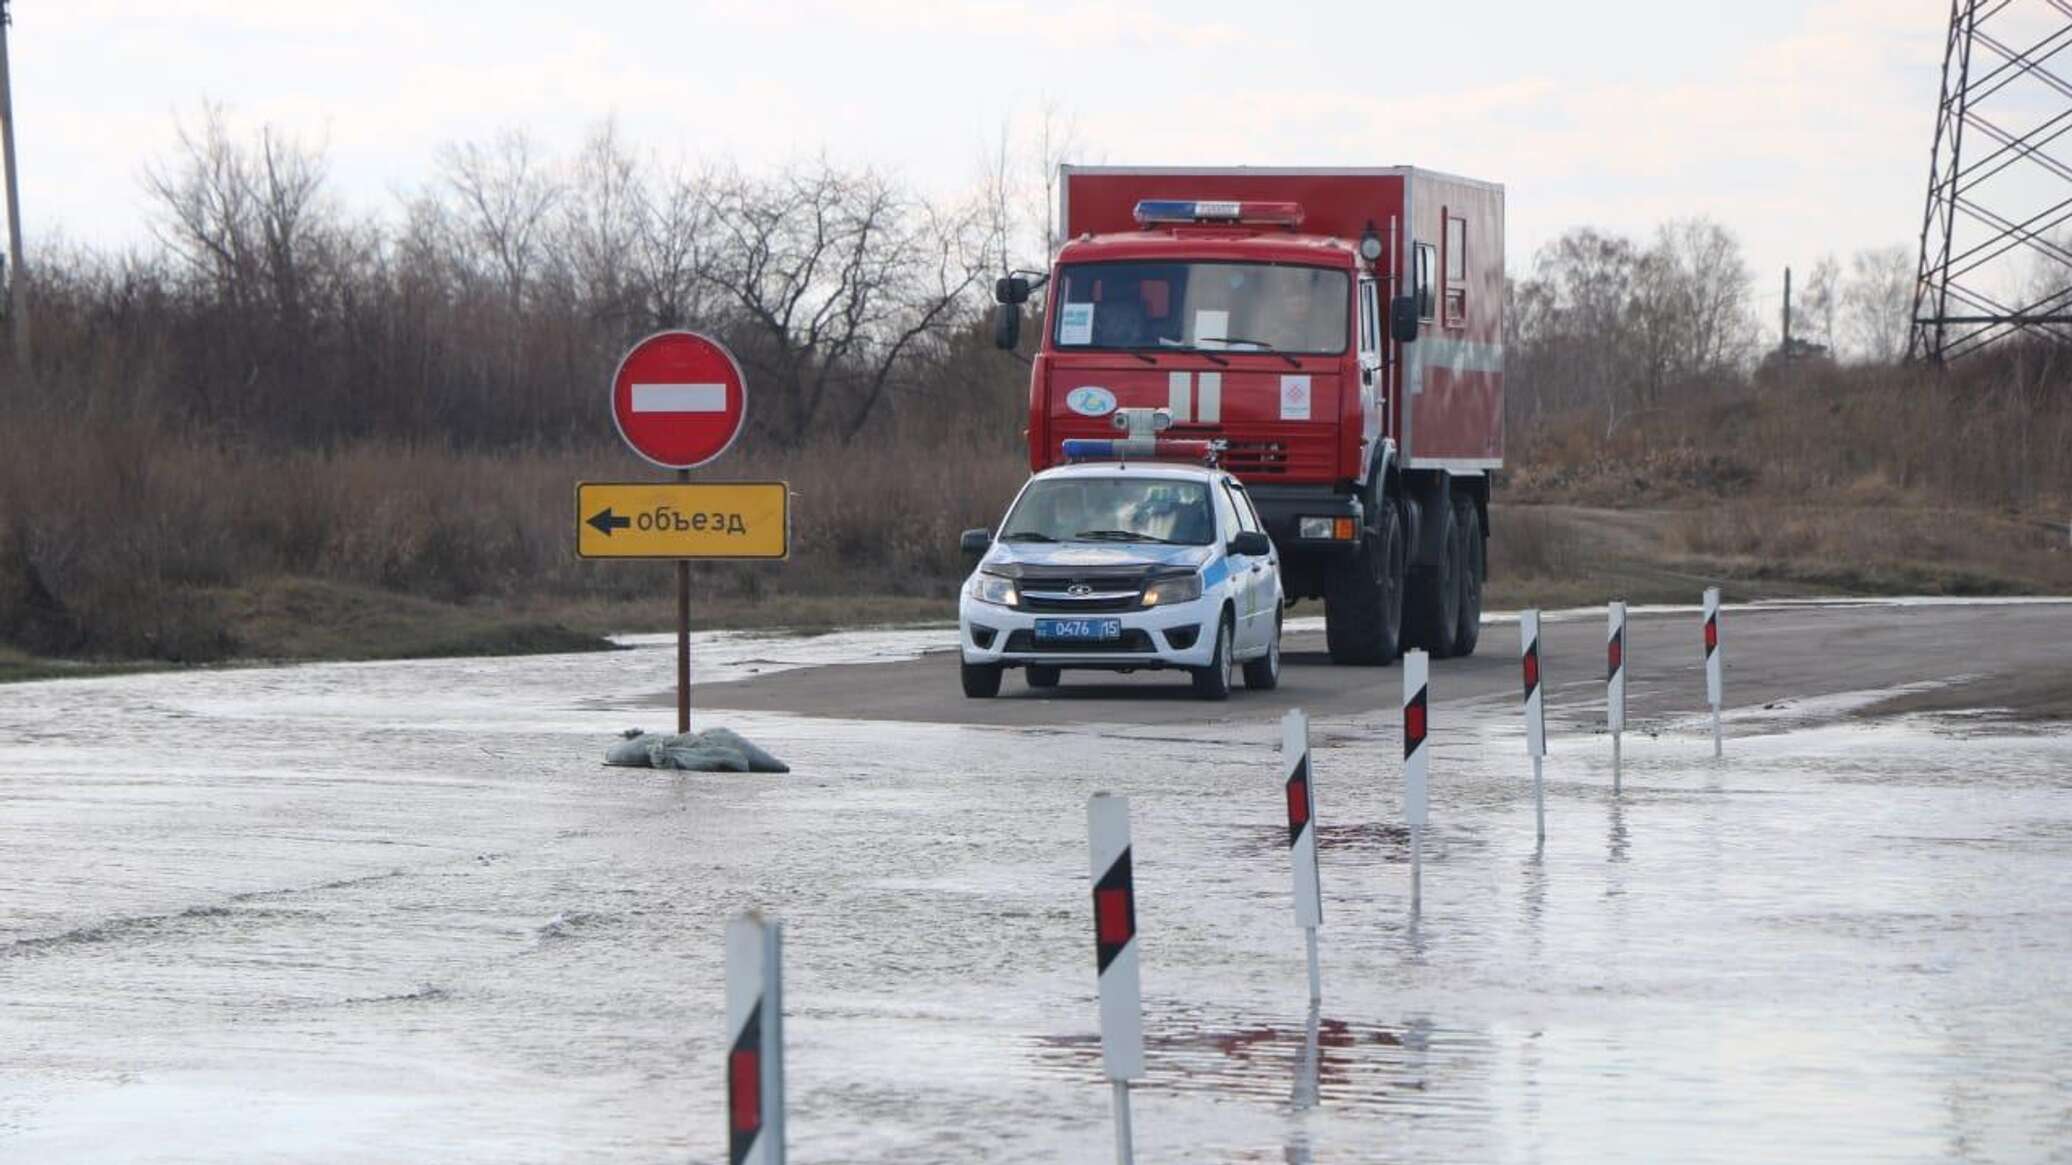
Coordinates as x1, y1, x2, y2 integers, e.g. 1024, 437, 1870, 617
1703, 587, 1723, 757
1088, 793, 1144, 1165
1282, 710, 1323, 1005
1521, 609, 1547, 842
724, 912, 785, 1165
1403, 649, 1430, 914
1607, 600, 1627, 794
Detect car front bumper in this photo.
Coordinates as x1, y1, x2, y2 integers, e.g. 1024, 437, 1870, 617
958, 593, 1223, 670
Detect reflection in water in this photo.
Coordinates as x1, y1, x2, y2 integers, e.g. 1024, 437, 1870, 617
1284, 1003, 1321, 1164
1521, 850, 1548, 964
1607, 796, 1631, 866
1291, 1003, 1321, 1110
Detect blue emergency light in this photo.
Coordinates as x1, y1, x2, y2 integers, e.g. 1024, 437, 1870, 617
1063, 437, 1221, 464
1133, 199, 1306, 228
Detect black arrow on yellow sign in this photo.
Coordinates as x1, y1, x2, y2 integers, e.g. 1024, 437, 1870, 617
587, 508, 632, 537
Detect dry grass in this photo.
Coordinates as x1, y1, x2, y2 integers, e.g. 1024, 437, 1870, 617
0, 407, 1020, 663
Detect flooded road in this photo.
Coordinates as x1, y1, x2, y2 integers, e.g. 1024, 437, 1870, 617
3, 602, 2070, 1162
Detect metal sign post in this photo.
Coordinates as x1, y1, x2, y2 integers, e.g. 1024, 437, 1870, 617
1282, 710, 1323, 1006
1521, 610, 1547, 842
1703, 587, 1723, 758
586, 331, 781, 736
1403, 650, 1430, 916
1087, 793, 1144, 1165
1607, 601, 1627, 795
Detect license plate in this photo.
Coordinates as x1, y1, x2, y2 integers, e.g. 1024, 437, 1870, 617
1034, 617, 1123, 642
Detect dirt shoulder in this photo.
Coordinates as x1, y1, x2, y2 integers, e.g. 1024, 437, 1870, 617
0, 577, 953, 682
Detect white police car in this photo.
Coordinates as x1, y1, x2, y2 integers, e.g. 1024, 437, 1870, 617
957, 432, 1284, 701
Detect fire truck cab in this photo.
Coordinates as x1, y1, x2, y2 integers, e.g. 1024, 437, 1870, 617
996, 167, 1505, 664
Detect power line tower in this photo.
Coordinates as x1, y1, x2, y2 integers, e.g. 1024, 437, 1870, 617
1909, 0, 2072, 363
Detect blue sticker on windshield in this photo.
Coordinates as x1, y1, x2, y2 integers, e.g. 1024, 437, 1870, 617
1067, 386, 1117, 417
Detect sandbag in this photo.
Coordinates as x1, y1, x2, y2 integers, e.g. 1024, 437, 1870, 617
604, 728, 790, 773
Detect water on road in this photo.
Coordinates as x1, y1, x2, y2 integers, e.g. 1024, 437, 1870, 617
3, 617, 2069, 1163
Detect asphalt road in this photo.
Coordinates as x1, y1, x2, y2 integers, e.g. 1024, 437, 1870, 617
693, 599, 2072, 727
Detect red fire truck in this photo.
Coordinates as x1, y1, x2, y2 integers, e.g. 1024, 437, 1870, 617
994, 167, 1505, 663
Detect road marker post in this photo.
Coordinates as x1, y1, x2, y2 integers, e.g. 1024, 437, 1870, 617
1087, 793, 1144, 1165
1703, 587, 1723, 758
1521, 610, 1547, 842
1282, 710, 1323, 1006
1607, 601, 1627, 794
1403, 650, 1430, 915
725, 913, 785, 1165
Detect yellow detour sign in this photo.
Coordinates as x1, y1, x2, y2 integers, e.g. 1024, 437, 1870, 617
576, 482, 789, 560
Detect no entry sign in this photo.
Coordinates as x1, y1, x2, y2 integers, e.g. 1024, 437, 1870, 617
611, 330, 748, 470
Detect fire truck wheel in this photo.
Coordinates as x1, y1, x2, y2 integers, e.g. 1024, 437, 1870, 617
1405, 496, 1462, 659
961, 661, 1003, 698
1192, 612, 1235, 700
1026, 664, 1061, 689
1453, 496, 1484, 656
1324, 499, 1406, 665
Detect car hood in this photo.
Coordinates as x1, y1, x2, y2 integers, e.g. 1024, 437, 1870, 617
982, 541, 1213, 579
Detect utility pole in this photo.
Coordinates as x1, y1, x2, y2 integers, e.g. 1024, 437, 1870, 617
1782, 266, 1793, 353
0, 0, 27, 374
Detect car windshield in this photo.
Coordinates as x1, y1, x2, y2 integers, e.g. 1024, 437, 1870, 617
1052, 261, 1349, 354
999, 478, 1216, 546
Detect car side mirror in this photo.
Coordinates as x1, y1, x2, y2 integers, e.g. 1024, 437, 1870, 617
960, 528, 993, 557
994, 275, 1032, 305
1390, 295, 1420, 344
1230, 531, 1272, 557
993, 303, 1021, 351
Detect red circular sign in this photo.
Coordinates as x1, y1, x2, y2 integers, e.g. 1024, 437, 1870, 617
610, 331, 748, 470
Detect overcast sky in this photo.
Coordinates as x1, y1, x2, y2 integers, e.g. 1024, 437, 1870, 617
20, 0, 1958, 326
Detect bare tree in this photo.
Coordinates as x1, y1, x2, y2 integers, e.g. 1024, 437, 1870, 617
437, 130, 561, 307
558, 119, 644, 329
1801, 255, 1839, 352
1842, 245, 1914, 364
1651, 217, 1755, 375
703, 160, 988, 443
634, 160, 716, 331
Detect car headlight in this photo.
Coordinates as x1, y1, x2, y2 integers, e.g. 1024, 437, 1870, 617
1141, 574, 1203, 608
972, 572, 1019, 608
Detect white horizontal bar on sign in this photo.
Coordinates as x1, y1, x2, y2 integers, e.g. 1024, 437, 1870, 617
631, 383, 728, 413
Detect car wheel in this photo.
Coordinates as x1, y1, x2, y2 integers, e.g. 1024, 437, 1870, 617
961, 661, 1002, 698
1026, 664, 1061, 689
1242, 611, 1282, 690
1192, 612, 1234, 701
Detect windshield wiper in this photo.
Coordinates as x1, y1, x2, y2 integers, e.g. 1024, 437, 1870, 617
1213, 336, 1302, 367
1000, 531, 1056, 543
1154, 338, 1228, 366
1075, 529, 1179, 544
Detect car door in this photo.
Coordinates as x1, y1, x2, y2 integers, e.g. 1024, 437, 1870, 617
1209, 479, 1251, 649
1223, 479, 1268, 652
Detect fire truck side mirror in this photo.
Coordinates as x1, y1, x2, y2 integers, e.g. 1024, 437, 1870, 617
995, 275, 1032, 304
994, 302, 1022, 351
1389, 295, 1420, 344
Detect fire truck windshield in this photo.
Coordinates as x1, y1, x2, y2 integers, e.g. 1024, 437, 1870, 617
1052, 261, 1348, 355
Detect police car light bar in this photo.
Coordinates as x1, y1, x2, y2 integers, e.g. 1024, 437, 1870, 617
1063, 437, 1222, 465
1133, 200, 1306, 228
